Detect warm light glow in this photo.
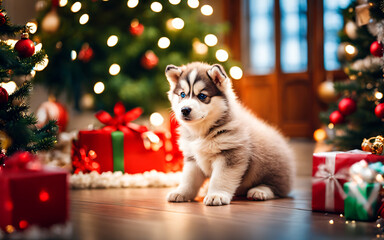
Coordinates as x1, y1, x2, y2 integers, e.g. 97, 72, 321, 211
71, 50, 77, 60
378, 223, 381, 228
375, 91, 383, 100
59, 0, 68, 7
201, 5, 213, 16
0, 81, 17, 94
328, 123, 334, 129
169, 0, 181, 5
215, 49, 229, 62
172, 18, 184, 30
345, 44, 356, 55
109, 63, 121, 75
158, 37, 170, 49
187, 0, 199, 8
127, 0, 139, 8
26, 22, 37, 34
229, 66, 243, 80
71, 2, 82, 13
19, 220, 28, 229
79, 14, 89, 25
204, 34, 218, 47
340, 214, 343, 217
35, 43, 43, 53
30, 70, 36, 78
35, 55, 49, 71
5, 39, 17, 48
39, 190, 50, 202
94, 82, 105, 94
150, 112, 164, 126
329, 220, 334, 224
107, 35, 119, 47
193, 40, 208, 55
313, 128, 327, 142
151, 2, 163, 12
146, 131, 160, 143
5, 225, 15, 234
376, 174, 384, 183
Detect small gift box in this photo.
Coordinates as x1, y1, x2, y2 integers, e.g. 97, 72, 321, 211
312, 150, 383, 213
344, 182, 381, 221
75, 102, 168, 174
0, 152, 69, 232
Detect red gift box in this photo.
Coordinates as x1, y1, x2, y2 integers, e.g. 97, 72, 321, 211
312, 150, 383, 213
0, 152, 69, 231
75, 102, 170, 174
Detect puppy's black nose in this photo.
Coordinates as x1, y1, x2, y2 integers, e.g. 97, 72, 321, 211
181, 107, 192, 116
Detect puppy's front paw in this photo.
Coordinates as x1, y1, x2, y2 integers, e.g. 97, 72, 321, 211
247, 185, 275, 201
167, 190, 191, 202
204, 192, 231, 206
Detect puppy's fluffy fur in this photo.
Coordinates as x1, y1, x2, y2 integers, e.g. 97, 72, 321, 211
165, 62, 295, 206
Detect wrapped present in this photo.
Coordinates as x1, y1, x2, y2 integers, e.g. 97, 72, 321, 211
76, 102, 168, 174
344, 182, 381, 221
0, 152, 69, 232
312, 150, 383, 213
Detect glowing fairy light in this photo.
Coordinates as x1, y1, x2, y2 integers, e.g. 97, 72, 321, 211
94, 82, 105, 94
71, 2, 82, 13
39, 190, 50, 202
313, 128, 326, 142
79, 14, 89, 25
328, 123, 334, 129
35, 55, 49, 71
150, 112, 164, 126
187, 0, 199, 8
172, 18, 184, 29
109, 63, 121, 75
229, 66, 243, 80
158, 37, 170, 49
0, 81, 17, 94
329, 220, 334, 224
215, 49, 229, 62
26, 22, 37, 34
127, 0, 139, 8
34, 43, 43, 53
204, 34, 217, 47
169, 0, 181, 5
151, 2, 163, 12
59, 0, 68, 7
375, 91, 383, 100
201, 5, 213, 16
193, 40, 208, 55
71, 50, 77, 60
107, 35, 119, 47
345, 44, 356, 55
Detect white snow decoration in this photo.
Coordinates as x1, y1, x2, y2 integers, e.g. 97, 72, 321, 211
350, 56, 384, 72
70, 170, 181, 189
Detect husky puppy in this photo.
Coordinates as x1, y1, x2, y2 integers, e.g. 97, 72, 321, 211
165, 62, 294, 206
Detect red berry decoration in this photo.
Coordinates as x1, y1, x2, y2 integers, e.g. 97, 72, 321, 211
370, 41, 384, 57
0, 87, 8, 104
330, 110, 344, 125
338, 98, 356, 115
0, 12, 6, 26
141, 50, 158, 69
129, 19, 144, 36
375, 103, 384, 119
14, 33, 35, 58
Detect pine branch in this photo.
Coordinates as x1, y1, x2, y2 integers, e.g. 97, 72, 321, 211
8, 81, 31, 102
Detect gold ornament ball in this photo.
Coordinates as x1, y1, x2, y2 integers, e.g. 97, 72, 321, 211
372, 141, 383, 155
0, 130, 11, 151
317, 81, 338, 104
361, 138, 372, 152
345, 21, 358, 39
41, 10, 60, 33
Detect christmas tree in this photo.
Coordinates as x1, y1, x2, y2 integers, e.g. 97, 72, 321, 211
0, 2, 57, 163
34, 0, 240, 112
321, 0, 384, 150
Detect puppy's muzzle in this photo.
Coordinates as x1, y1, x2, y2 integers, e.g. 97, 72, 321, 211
181, 107, 192, 117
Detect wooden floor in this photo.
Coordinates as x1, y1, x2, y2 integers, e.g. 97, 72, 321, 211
70, 177, 381, 240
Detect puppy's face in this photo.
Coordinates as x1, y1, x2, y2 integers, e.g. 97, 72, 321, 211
165, 63, 230, 124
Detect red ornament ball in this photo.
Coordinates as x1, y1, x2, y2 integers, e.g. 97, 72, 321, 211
0, 87, 8, 104
0, 12, 6, 26
338, 98, 356, 115
14, 33, 35, 58
78, 43, 94, 63
141, 50, 158, 69
129, 20, 144, 36
36, 100, 69, 132
375, 103, 384, 119
370, 41, 384, 57
330, 110, 344, 125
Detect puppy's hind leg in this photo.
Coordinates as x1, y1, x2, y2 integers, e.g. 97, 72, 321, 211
247, 185, 275, 201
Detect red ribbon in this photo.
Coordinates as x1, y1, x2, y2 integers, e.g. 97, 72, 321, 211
71, 140, 100, 174
1, 151, 41, 172
95, 102, 148, 133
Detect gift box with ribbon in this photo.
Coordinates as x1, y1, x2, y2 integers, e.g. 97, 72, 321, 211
312, 150, 383, 213
0, 152, 69, 232
76, 102, 169, 174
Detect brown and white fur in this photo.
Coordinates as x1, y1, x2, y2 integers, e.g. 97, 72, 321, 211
165, 62, 295, 206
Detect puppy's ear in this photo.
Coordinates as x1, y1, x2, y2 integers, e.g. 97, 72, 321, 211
207, 64, 229, 86
165, 65, 182, 88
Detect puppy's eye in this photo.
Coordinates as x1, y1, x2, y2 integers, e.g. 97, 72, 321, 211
197, 93, 207, 100
180, 92, 186, 98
